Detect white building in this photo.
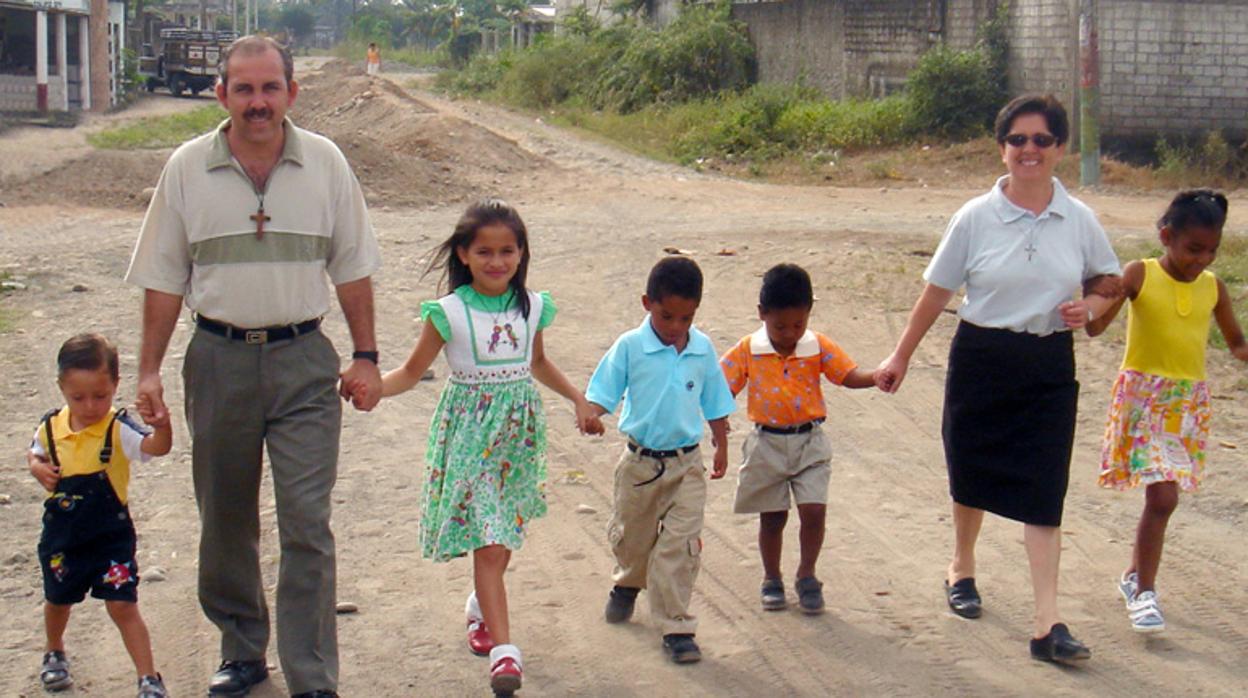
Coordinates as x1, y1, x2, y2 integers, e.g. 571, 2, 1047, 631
0, 0, 127, 112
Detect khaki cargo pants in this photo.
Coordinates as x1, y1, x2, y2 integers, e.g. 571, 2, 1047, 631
607, 444, 707, 636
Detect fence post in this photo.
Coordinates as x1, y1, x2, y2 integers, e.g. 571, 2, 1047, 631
1079, 0, 1100, 186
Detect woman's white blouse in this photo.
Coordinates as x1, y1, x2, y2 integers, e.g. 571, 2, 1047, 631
924, 176, 1121, 335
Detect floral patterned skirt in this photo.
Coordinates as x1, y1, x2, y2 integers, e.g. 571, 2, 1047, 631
1099, 369, 1210, 492
421, 378, 548, 561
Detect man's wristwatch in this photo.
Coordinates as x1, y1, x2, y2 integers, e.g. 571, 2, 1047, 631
352, 350, 380, 364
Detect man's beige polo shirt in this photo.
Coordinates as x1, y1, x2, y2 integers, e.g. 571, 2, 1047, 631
126, 118, 380, 327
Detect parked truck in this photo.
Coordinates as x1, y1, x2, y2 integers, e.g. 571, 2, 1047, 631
139, 28, 237, 97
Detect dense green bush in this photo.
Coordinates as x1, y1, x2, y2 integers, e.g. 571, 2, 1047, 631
906, 46, 1002, 138
671, 85, 915, 162
588, 2, 754, 112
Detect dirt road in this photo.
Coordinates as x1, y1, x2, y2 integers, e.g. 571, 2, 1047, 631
1, 60, 1246, 697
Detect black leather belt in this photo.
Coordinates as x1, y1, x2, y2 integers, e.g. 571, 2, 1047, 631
759, 418, 824, 435
627, 442, 699, 459
196, 315, 321, 344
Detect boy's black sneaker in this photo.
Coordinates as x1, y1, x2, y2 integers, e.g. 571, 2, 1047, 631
662, 634, 702, 664
208, 659, 269, 696
604, 586, 640, 624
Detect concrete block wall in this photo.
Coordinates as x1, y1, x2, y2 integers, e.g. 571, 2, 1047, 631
1006, 0, 1077, 111
842, 0, 932, 96
1100, 0, 1248, 137
0, 76, 38, 111
732, 0, 848, 97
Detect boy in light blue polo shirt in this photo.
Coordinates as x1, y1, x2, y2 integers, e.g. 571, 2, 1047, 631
585, 256, 735, 665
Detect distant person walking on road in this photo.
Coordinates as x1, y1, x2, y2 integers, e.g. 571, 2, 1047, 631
366, 42, 381, 76
126, 35, 381, 698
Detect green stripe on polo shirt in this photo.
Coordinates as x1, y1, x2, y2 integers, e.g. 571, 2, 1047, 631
190, 232, 331, 265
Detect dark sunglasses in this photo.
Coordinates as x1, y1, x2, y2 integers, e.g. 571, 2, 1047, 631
1004, 133, 1058, 148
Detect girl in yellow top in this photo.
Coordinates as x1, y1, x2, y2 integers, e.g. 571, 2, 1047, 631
1088, 189, 1248, 634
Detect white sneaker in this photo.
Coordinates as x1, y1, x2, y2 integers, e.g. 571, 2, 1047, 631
1127, 590, 1166, 633
1118, 571, 1139, 606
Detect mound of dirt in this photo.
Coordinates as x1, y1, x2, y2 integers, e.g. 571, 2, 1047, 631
293, 59, 545, 207
2, 58, 545, 210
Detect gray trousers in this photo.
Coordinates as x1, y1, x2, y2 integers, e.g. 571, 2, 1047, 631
183, 328, 342, 694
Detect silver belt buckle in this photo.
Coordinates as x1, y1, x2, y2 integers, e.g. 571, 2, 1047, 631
244, 330, 267, 344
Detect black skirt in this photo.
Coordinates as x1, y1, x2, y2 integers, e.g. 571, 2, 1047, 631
942, 321, 1078, 527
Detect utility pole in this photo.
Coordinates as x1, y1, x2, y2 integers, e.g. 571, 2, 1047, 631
1079, 0, 1101, 186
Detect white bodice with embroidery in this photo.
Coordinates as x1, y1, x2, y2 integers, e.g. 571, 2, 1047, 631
439, 290, 542, 384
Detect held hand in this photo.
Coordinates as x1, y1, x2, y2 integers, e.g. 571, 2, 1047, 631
574, 399, 604, 436
135, 373, 168, 426
1060, 300, 1091, 329
28, 451, 59, 492
875, 353, 909, 394
340, 359, 382, 412
710, 445, 728, 480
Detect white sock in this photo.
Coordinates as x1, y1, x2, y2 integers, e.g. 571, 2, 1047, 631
489, 643, 522, 668
466, 591, 482, 623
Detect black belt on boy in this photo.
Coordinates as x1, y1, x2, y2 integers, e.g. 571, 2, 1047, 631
626, 442, 699, 488
627, 442, 700, 460
195, 315, 321, 344
758, 418, 825, 436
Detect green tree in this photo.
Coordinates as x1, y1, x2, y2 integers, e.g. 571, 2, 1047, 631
278, 5, 317, 41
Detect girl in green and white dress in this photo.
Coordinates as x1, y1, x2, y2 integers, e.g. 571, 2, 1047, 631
379, 200, 601, 696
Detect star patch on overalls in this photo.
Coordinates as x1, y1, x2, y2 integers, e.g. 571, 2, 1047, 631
102, 560, 134, 589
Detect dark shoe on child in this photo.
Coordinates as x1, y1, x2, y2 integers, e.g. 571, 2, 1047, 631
292, 692, 338, 697
39, 650, 73, 692
207, 659, 269, 696
662, 634, 702, 664
1029, 623, 1091, 664
760, 578, 786, 610
795, 576, 825, 615
137, 674, 169, 698
604, 585, 640, 624
944, 577, 983, 619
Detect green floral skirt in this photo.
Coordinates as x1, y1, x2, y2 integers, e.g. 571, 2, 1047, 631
421, 378, 548, 561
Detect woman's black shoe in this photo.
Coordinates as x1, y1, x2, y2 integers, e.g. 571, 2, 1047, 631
1030, 623, 1091, 664
944, 577, 983, 619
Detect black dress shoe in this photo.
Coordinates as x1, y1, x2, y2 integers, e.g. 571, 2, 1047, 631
207, 660, 269, 696
604, 586, 639, 624
1030, 623, 1091, 664
292, 692, 338, 698
944, 577, 982, 619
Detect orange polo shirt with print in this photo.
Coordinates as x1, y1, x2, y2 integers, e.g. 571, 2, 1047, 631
720, 327, 857, 427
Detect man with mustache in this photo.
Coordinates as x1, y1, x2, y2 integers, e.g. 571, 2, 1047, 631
125, 36, 380, 698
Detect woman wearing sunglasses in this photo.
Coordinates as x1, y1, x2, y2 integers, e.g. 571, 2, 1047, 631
875, 94, 1121, 664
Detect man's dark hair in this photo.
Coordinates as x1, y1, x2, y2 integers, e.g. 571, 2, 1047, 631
57, 333, 119, 382
646, 256, 703, 303
759, 263, 814, 311
219, 35, 294, 88
994, 94, 1069, 146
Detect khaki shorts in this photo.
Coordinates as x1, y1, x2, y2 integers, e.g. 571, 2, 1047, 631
733, 424, 832, 514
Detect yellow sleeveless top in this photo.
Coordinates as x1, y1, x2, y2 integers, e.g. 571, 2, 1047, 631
37, 407, 133, 504
1122, 258, 1217, 380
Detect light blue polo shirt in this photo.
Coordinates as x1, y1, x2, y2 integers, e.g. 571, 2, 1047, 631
586, 316, 736, 451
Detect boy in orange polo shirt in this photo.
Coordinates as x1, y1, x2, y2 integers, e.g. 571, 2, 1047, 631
720, 264, 879, 613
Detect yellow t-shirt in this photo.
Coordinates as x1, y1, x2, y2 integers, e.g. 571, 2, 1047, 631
366, 47, 380, 65
35, 407, 140, 504
1122, 258, 1218, 381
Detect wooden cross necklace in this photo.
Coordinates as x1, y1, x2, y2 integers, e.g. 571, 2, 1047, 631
250, 191, 271, 240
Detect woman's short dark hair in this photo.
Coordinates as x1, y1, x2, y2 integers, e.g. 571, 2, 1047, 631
759, 264, 814, 311
57, 333, 119, 382
1159, 188, 1228, 234
647, 257, 703, 303
994, 94, 1069, 146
